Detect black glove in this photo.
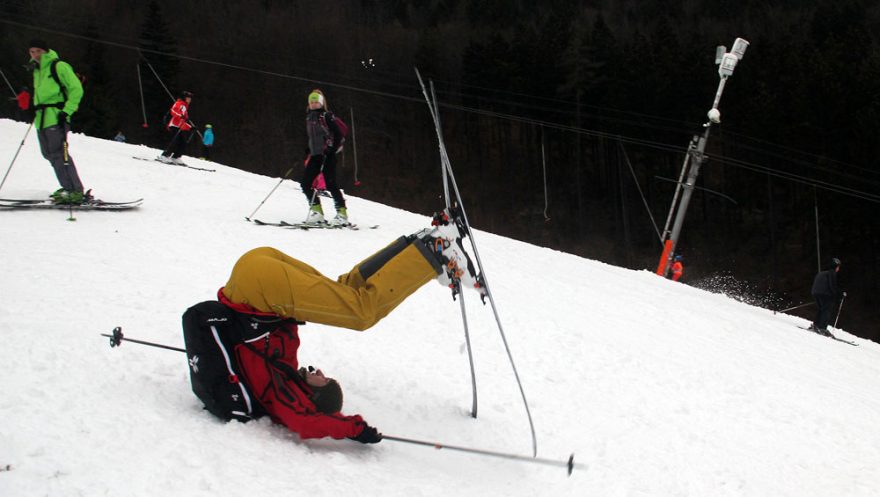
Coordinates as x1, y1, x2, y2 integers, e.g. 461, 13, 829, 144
348, 424, 382, 444
57, 111, 68, 124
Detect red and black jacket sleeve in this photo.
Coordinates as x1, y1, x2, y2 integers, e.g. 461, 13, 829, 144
233, 323, 367, 440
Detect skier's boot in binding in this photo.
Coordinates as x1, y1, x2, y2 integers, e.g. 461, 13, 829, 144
413, 206, 486, 300
305, 203, 326, 224
332, 206, 349, 226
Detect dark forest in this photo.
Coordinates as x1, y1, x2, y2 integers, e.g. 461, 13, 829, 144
2, 0, 878, 340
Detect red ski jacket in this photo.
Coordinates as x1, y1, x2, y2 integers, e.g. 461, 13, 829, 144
218, 290, 368, 440
168, 99, 192, 130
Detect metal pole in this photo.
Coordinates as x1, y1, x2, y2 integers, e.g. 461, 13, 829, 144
814, 188, 821, 273
541, 126, 550, 221
136, 64, 148, 127
350, 107, 360, 186
833, 293, 846, 328
100, 327, 186, 353
246, 166, 295, 221
383, 435, 580, 475
661, 136, 696, 238
664, 124, 712, 274
776, 301, 815, 313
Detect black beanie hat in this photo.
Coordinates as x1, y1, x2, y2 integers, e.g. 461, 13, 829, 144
29, 39, 49, 51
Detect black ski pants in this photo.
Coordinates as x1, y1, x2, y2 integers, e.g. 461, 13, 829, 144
812, 293, 835, 330
162, 127, 192, 158
301, 152, 345, 209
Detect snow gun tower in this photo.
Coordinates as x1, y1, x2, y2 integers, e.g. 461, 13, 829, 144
656, 37, 750, 277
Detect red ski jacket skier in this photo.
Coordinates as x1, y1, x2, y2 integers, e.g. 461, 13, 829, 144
168, 97, 192, 131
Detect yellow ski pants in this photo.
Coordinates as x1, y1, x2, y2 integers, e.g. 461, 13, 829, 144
221, 238, 440, 331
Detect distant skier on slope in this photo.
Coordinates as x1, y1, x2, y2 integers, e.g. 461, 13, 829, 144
671, 255, 684, 282
809, 257, 844, 336
157, 90, 194, 165
301, 89, 349, 225
183, 208, 485, 444
27, 39, 87, 204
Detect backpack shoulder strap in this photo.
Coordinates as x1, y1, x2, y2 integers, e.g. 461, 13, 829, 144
50, 59, 67, 101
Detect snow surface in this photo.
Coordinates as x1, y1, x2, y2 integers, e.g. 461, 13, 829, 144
1, 118, 879, 496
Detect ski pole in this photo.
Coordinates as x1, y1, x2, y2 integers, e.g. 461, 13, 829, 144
100, 326, 186, 353
0, 122, 33, 193
246, 166, 296, 221
775, 301, 815, 314
382, 435, 581, 476
0, 68, 17, 97
833, 293, 846, 328
62, 120, 76, 222
160, 125, 183, 157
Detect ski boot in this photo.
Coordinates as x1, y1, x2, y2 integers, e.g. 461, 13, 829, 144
305, 204, 327, 224
418, 206, 487, 301
331, 206, 349, 226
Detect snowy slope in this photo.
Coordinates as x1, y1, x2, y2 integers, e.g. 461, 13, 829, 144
1, 118, 878, 497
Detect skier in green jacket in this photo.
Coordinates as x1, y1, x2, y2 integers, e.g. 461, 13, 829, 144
28, 39, 87, 204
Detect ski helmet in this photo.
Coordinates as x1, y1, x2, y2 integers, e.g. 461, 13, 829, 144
674, 255, 683, 261
180, 90, 194, 99
830, 257, 841, 268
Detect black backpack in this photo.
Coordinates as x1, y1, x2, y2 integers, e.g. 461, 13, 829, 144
181, 301, 267, 422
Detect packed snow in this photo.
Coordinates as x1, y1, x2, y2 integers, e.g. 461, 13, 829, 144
1, 119, 878, 496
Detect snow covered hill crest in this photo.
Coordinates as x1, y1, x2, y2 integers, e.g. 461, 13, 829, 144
1, 119, 878, 497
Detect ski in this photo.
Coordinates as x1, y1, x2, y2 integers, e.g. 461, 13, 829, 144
798, 326, 858, 346
132, 156, 216, 172
0, 198, 143, 211
250, 219, 377, 230
416, 67, 538, 457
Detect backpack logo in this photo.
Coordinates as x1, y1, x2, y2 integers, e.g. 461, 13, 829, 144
189, 355, 200, 373
231, 394, 240, 401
